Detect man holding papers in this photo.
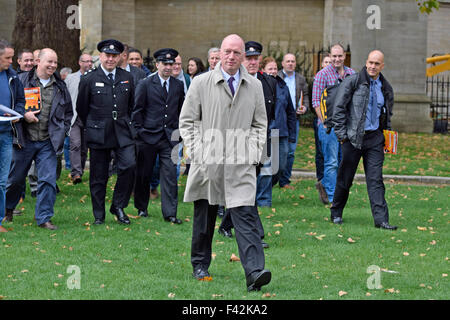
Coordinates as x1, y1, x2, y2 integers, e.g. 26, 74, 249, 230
0, 39, 25, 232
5, 48, 73, 230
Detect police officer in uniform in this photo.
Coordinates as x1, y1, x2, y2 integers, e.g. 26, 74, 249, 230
76, 39, 136, 225
132, 48, 185, 224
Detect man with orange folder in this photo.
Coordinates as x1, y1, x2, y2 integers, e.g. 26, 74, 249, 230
331, 50, 397, 230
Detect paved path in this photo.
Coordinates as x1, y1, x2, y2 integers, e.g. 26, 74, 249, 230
291, 169, 450, 185
68, 161, 449, 185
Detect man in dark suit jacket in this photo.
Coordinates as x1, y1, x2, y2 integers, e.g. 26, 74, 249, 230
132, 48, 185, 224
118, 44, 147, 86
76, 39, 136, 225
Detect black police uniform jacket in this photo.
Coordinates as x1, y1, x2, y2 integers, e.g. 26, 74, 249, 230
132, 74, 185, 147
257, 71, 277, 125
76, 67, 136, 149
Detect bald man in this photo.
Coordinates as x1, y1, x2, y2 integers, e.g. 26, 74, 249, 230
180, 34, 271, 291
5, 48, 73, 230
330, 50, 397, 230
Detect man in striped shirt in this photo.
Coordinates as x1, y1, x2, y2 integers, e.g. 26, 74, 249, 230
312, 44, 355, 204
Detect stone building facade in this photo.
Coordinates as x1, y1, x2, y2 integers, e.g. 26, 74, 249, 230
1, 0, 448, 66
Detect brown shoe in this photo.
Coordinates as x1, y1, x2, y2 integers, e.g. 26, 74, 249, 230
315, 181, 329, 204
150, 189, 159, 200
4, 209, 13, 222
38, 221, 58, 230
281, 184, 295, 190
0, 225, 8, 233
72, 175, 82, 185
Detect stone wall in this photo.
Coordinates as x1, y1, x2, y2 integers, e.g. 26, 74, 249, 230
0, 0, 16, 42
323, 0, 352, 48
133, 0, 324, 65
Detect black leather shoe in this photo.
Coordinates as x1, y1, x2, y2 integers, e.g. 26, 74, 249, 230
192, 267, 212, 281
218, 227, 232, 238
247, 269, 271, 292
4, 208, 13, 222
332, 217, 343, 224
94, 219, 104, 225
375, 222, 398, 230
165, 216, 182, 224
138, 210, 148, 218
110, 207, 131, 225
261, 240, 269, 249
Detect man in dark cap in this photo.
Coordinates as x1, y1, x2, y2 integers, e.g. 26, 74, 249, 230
218, 41, 276, 250
76, 39, 136, 225
132, 48, 185, 224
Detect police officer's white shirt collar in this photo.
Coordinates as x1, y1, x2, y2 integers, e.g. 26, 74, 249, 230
100, 64, 116, 79
157, 73, 170, 91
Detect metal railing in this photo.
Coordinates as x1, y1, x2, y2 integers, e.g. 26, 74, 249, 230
426, 76, 449, 133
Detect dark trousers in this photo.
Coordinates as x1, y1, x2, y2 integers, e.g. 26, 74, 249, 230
191, 199, 265, 277
330, 130, 389, 225
70, 117, 87, 178
89, 144, 136, 220
6, 139, 57, 225
220, 205, 265, 239
134, 138, 178, 219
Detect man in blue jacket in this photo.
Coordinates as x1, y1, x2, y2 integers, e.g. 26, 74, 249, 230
0, 40, 25, 232
5, 48, 73, 230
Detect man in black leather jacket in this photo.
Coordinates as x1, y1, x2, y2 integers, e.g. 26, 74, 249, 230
330, 50, 397, 230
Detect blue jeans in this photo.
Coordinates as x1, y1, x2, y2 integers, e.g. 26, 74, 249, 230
256, 165, 272, 207
317, 123, 341, 203
150, 155, 160, 190
272, 137, 289, 187
6, 139, 57, 225
0, 130, 13, 226
64, 136, 71, 169
280, 120, 299, 187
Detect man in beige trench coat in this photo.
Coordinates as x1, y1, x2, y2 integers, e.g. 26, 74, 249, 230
179, 34, 272, 292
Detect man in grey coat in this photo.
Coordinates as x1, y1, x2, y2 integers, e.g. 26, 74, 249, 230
179, 34, 271, 292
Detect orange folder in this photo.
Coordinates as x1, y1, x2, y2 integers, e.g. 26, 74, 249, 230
383, 130, 398, 154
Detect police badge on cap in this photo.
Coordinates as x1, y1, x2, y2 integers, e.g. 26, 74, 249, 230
97, 39, 124, 55
245, 41, 263, 56
153, 48, 179, 63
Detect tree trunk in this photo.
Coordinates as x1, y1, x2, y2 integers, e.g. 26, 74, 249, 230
12, 0, 80, 71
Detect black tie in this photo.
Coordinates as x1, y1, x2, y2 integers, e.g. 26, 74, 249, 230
108, 73, 114, 83
162, 80, 168, 100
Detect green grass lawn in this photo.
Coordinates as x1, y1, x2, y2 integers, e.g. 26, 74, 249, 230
294, 128, 450, 177
1, 171, 448, 300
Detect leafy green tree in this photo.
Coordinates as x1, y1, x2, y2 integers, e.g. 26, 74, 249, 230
417, 0, 440, 14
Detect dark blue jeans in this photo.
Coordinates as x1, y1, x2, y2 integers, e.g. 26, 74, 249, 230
6, 139, 57, 225
0, 130, 13, 226
280, 120, 299, 187
272, 137, 289, 187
